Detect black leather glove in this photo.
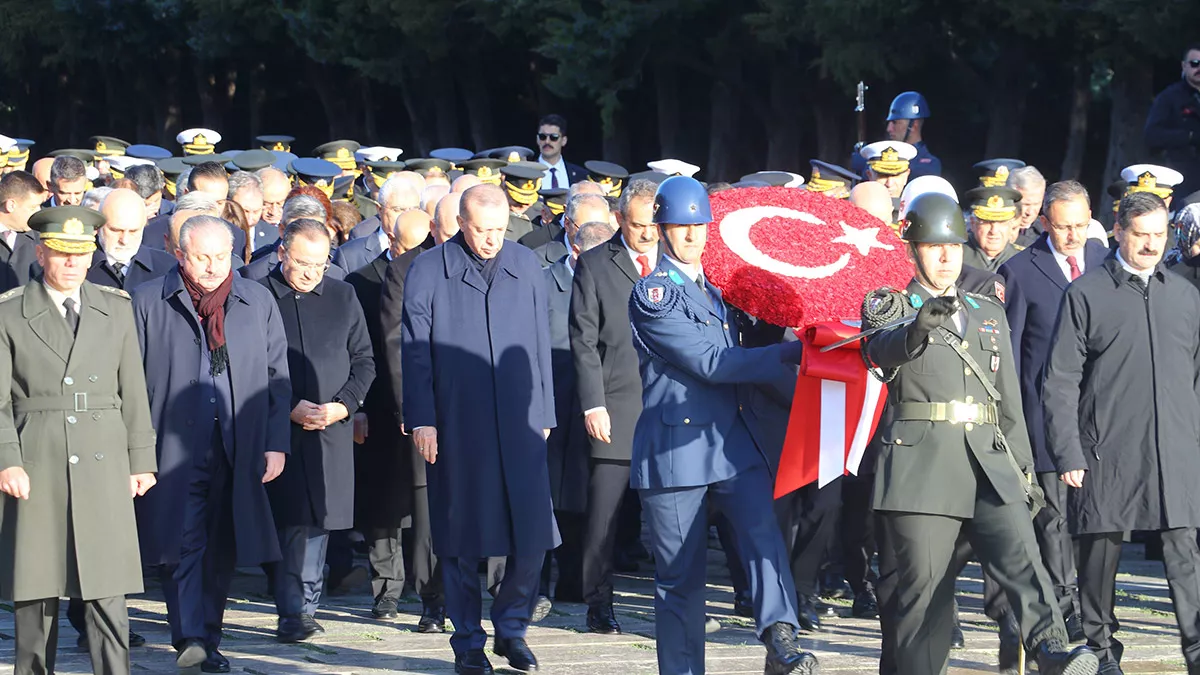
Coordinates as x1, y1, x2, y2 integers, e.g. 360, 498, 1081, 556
905, 295, 958, 353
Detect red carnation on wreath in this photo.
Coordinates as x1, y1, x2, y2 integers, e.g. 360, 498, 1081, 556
702, 186, 913, 497
703, 186, 911, 328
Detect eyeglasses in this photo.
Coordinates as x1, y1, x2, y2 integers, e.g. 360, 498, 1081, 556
283, 250, 330, 272
537, 133, 562, 142
1189, 59, 1200, 68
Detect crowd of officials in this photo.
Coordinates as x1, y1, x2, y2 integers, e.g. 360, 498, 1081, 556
1, 43, 1200, 675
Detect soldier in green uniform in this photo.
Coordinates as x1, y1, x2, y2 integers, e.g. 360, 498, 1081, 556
962, 186, 1024, 272
863, 193, 1098, 675
0, 205, 157, 675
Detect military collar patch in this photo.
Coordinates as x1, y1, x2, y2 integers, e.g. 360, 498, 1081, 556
647, 286, 665, 303
666, 269, 685, 285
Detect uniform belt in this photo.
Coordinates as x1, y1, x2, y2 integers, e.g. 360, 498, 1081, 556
893, 400, 999, 425
14, 394, 119, 413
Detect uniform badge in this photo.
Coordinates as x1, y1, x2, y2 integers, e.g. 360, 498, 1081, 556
982, 318, 998, 327
667, 269, 685, 285
991, 353, 1000, 373
647, 286, 665, 303
994, 280, 1006, 303
909, 293, 923, 309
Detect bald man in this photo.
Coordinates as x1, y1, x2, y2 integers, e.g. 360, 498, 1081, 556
850, 181, 897, 229
31, 158, 54, 194
434, 192, 463, 244
452, 175, 482, 194
86, 189, 179, 292
422, 185, 450, 219
395, 209, 434, 255
259, 168, 292, 228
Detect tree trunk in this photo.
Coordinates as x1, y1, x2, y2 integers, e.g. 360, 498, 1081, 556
984, 47, 1028, 158
654, 60, 682, 160
1101, 60, 1153, 216
459, 59, 494, 151
706, 51, 743, 181
307, 61, 357, 139
601, 103, 630, 168
765, 59, 802, 171
193, 58, 220, 131
395, 68, 434, 156
361, 77, 377, 144
248, 63, 266, 141
1059, 62, 1092, 181
431, 65, 459, 147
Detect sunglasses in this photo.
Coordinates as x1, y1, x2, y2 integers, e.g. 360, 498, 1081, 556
1189, 59, 1200, 68
537, 133, 562, 142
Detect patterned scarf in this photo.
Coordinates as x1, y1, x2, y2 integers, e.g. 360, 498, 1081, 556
182, 271, 233, 375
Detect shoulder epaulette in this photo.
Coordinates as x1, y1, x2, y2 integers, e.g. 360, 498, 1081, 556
0, 287, 25, 304
94, 285, 131, 299
964, 290, 1002, 307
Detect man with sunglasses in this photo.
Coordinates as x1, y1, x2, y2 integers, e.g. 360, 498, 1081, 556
1145, 42, 1200, 200
536, 114, 586, 190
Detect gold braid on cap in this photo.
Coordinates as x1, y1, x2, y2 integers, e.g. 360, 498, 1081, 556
972, 194, 1017, 222
1129, 171, 1173, 199
868, 147, 909, 176
505, 177, 542, 205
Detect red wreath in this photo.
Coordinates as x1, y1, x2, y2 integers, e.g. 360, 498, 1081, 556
702, 187, 911, 328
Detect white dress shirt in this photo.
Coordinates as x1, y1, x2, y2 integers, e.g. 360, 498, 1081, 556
375, 226, 389, 254
44, 284, 82, 320
621, 235, 658, 271
1048, 239, 1085, 282
539, 155, 570, 189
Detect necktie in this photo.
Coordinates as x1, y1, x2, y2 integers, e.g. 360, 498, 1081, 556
636, 254, 651, 278
1067, 256, 1081, 281
697, 275, 718, 309
1131, 274, 1148, 294
550, 167, 561, 189
63, 298, 80, 335
112, 262, 127, 284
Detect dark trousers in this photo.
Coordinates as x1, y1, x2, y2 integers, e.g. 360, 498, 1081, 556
274, 525, 329, 618
712, 509, 750, 600
368, 526, 406, 602
16, 596, 129, 675
641, 461, 799, 675
411, 485, 443, 607
616, 485, 644, 555
1078, 528, 1200, 666
325, 529, 354, 584
841, 473, 877, 595
878, 483, 1064, 675
775, 477, 843, 597
540, 511, 584, 599
443, 552, 543, 655
582, 459, 632, 608
1033, 471, 1079, 619
160, 438, 236, 651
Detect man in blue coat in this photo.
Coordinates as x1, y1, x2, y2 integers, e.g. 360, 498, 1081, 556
999, 180, 1109, 655
628, 176, 818, 675
132, 215, 292, 674
401, 184, 559, 675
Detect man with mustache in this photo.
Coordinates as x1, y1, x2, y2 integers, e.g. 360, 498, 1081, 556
535, 114, 586, 190
1044, 191, 1200, 675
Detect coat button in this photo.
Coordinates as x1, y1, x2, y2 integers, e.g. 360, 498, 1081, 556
92, 412, 102, 420
965, 423, 974, 432
965, 396, 973, 403
961, 340, 969, 349
210, 397, 217, 404
194, 338, 201, 345
964, 367, 972, 376
895, 438, 903, 445
190, 379, 198, 385
94, 453, 104, 460
89, 375, 98, 382
723, 323, 729, 329
927, 336, 935, 344
63, 376, 74, 385
69, 455, 79, 465
683, 418, 691, 424
66, 415, 77, 424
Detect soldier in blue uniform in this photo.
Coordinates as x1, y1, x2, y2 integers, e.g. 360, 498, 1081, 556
853, 92, 941, 179
628, 176, 819, 675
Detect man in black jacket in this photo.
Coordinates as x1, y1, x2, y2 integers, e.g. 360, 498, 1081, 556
0, 171, 43, 292
87, 188, 176, 292
568, 178, 660, 634
1044, 191, 1200, 675
1144, 43, 1200, 199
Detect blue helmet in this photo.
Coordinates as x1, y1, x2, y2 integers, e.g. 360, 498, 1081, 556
652, 176, 712, 225
887, 91, 930, 121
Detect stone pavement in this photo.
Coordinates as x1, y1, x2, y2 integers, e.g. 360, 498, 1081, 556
0, 542, 1187, 673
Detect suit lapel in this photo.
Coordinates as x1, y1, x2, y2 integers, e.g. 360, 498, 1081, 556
24, 284, 74, 364
608, 238, 640, 284
444, 237, 489, 295
369, 253, 389, 285
1030, 244, 1069, 290
551, 260, 572, 292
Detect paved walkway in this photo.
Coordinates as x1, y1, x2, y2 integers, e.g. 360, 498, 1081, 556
0, 543, 1186, 673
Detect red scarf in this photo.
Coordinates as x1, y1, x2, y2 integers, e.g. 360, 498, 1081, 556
182, 271, 233, 375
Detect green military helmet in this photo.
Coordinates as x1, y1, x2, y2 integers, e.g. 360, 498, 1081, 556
899, 192, 967, 244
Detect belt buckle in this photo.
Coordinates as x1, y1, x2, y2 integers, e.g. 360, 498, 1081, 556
948, 400, 978, 425
74, 392, 87, 413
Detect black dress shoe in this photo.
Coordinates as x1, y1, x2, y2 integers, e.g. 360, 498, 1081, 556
373, 597, 399, 619
734, 591, 754, 618
531, 595, 553, 623
176, 638, 207, 669
418, 603, 447, 633
998, 613, 1021, 675
200, 650, 230, 674
301, 614, 325, 635
129, 631, 146, 648
1097, 661, 1123, 675
276, 616, 315, 643
950, 601, 965, 649
1065, 613, 1086, 643
493, 637, 539, 671
761, 622, 820, 675
795, 595, 823, 633
454, 648, 494, 675
851, 590, 879, 619
1035, 639, 1100, 675
587, 604, 621, 634
819, 572, 853, 599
